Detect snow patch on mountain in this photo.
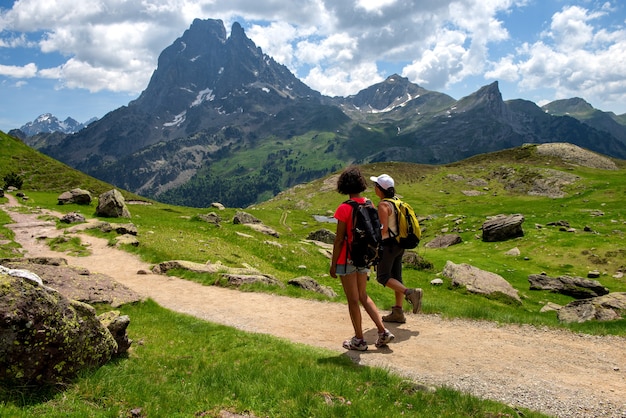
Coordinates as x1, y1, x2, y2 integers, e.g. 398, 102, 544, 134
164, 111, 187, 127
191, 89, 215, 107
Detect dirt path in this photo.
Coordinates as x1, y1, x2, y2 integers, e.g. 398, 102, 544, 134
2, 194, 625, 418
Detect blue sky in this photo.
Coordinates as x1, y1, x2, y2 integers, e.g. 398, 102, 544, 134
1, 0, 625, 132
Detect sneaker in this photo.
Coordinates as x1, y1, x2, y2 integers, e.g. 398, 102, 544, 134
375, 329, 395, 348
342, 336, 368, 351
405, 288, 423, 314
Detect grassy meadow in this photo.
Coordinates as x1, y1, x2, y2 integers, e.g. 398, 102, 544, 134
2, 130, 625, 417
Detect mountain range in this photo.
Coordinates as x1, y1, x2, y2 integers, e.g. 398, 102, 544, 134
15, 113, 95, 136
10, 18, 626, 208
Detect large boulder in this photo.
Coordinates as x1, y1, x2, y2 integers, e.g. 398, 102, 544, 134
0, 272, 124, 386
558, 293, 626, 323
57, 188, 92, 205
307, 229, 336, 244
442, 260, 521, 303
96, 189, 131, 218
482, 214, 524, 242
528, 273, 610, 299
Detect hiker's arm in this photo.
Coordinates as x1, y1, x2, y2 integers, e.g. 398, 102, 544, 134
378, 201, 392, 237
330, 220, 347, 278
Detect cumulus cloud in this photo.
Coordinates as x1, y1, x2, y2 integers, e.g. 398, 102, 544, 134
0, 0, 625, 114
0, 62, 37, 78
505, 4, 626, 108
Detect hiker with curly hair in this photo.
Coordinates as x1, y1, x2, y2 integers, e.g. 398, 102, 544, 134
370, 173, 423, 323
330, 166, 394, 351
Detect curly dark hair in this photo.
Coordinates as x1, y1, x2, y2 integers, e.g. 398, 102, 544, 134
337, 166, 367, 195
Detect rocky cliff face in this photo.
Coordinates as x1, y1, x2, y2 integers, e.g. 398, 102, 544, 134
28, 18, 626, 208
42, 19, 322, 169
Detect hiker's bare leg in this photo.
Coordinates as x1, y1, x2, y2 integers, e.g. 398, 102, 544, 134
356, 272, 386, 333
385, 278, 407, 307
341, 272, 363, 339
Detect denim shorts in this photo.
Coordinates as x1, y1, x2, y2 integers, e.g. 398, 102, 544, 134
335, 264, 370, 276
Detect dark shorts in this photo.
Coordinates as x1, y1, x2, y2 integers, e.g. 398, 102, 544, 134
376, 238, 404, 286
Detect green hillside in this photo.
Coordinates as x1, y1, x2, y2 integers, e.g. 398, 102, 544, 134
2, 132, 625, 335
0, 130, 138, 198
2, 132, 625, 417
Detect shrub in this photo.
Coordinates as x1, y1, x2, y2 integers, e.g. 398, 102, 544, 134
3, 172, 24, 189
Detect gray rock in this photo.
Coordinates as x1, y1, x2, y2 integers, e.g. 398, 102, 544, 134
425, 234, 462, 248
98, 311, 132, 354
557, 292, 626, 323
288, 276, 337, 298
233, 211, 261, 224
96, 189, 131, 218
505, 247, 521, 256
221, 273, 284, 288
198, 212, 222, 225
443, 260, 521, 303
57, 188, 92, 205
0, 273, 121, 385
110, 223, 138, 236
60, 211, 86, 224
528, 273, 609, 299
307, 229, 336, 244
482, 214, 524, 242
114, 234, 139, 247
245, 223, 280, 237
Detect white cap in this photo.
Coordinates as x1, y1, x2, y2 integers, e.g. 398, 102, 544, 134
370, 174, 395, 190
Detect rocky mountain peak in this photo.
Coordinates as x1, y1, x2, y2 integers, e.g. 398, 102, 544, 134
129, 18, 317, 118
542, 97, 595, 115
18, 114, 86, 136
455, 81, 507, 116
347, 74, 428, 112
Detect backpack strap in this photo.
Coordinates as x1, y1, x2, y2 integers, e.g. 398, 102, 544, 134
382, 197, 400, 238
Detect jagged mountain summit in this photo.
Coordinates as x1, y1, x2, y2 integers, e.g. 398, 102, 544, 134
43, 18, 322, 168
31, 18, 626, 208
18, 113, 87, 136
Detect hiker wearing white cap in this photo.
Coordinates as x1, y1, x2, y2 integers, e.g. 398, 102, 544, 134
370, 174, 423, 323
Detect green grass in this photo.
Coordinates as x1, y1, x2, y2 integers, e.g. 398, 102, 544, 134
0, 300, 547, 418
45, 235, 91, 257
2, 137, 626, 416
10, 150, 626, 336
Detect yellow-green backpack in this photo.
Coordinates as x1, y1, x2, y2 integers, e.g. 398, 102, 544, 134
383, 197, 421, 249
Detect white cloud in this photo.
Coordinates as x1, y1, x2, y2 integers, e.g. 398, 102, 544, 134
511, 4, 626, 109
302, 62, 383, 97
1, 0, 625, 116
246, 21, 302, 69
485, 55, 519, 82
355, 0, 398, 15
400, 29, 468, 89
0, 63, 37, 78
0, 0, 523, 97
38, 58, 145, 92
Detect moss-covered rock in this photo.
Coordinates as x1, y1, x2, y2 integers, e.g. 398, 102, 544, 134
0, 273, 118, 385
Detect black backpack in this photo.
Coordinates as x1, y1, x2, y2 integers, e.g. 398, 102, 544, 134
344, 199, 383, 268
